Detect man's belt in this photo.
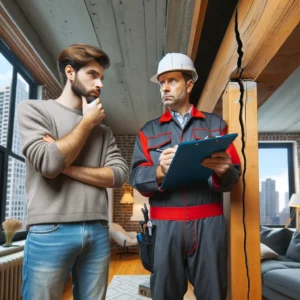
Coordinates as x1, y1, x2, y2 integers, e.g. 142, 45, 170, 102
150, 202, 223, 221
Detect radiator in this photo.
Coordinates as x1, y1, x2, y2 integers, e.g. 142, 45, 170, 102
0, 251, 23, 300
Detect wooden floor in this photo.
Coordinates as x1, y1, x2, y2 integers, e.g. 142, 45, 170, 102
108, 249, 150, 284
62, 250, 149, 300
62, 249, 195, 299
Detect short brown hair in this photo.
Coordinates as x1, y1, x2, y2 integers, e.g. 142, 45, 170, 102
57, 43, 110, 85
182, 71, 193, 83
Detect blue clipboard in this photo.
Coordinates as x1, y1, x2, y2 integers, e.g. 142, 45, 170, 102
160, 133, 238, 190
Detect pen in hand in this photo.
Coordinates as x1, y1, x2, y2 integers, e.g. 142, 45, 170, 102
156, 145, 178, 152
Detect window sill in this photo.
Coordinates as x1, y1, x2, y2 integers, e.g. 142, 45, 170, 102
0, 240, 25, 257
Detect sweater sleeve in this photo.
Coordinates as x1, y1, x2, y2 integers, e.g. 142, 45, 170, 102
17, 100, 65, 178
104, 128, 129, 188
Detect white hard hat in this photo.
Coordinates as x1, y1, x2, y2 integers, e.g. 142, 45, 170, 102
150, 53, 198, 83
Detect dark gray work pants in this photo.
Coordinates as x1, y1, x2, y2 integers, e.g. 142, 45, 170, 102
150, 216, 228, 300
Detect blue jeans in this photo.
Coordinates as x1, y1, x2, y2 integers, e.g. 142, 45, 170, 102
22, 222, 110, 300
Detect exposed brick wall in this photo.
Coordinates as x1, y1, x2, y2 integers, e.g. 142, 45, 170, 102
112, 134, 140, 248
259, 132, 300, 191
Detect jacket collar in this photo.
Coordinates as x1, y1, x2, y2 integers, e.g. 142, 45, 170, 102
159, 104, 206, 123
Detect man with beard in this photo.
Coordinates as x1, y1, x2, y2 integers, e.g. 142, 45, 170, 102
17, 43, 128, 300
130, 53, 240, 300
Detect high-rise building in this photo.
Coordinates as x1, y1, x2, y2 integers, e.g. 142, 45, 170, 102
279, 192, 291, 226
280, 207, 290, 226
1, 81, 28, 229
260, 191, 266, 224
0, 86, 10, 147
285, 192, 290, 207
260, 178, 279, 225
275, 191, 279, 216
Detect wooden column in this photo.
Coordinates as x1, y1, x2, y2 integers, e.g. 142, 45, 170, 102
222, 81, 261, 300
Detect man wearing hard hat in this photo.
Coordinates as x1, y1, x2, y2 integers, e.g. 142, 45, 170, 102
130, 53, 240, 300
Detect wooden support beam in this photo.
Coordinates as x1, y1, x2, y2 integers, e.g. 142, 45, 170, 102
197, 0, 300, 113
212, 22, 300, 116
223, 81, 261, 300
187, 0, 208, 61
256, 23, 300, 109
0, 6, 61, 99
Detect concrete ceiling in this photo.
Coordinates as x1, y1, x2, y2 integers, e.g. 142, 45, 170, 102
2, 0, 195, 134
1, 0, 299, 134
258, 66, 300, 133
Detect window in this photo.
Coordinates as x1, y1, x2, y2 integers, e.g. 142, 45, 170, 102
259, 143, 295, 227
0, 39, 38, 244
0, 53, 13, 148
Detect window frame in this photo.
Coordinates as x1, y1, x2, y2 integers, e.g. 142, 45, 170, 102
0, 39, 38, 244
259, 142, 296, 228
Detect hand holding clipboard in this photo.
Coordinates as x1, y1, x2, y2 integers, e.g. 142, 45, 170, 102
201, 150, 233, 178
159, 133, 238, 190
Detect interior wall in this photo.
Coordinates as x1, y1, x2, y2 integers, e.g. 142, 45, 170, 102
113, 134, 140, 233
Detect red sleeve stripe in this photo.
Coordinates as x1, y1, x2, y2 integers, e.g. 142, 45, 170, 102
221, 126, 241, 165
138, 130, 153, 166
212, 125, 241, 188
139, 162, 153, 167
226, 144, 240, 165
212, 174, 221, 189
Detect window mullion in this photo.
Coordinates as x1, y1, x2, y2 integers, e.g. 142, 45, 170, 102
9, 151, 25, 163
287, 144, 296, 227
29, 82, 38, 99
0, 150, 9, 225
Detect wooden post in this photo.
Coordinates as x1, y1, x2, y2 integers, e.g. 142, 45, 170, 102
222, 81, 261, 300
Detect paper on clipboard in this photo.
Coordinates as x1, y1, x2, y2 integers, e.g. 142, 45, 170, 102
160, 133, 238, 190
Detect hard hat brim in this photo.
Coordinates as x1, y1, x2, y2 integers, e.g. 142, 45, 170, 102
150, 69, 198, 83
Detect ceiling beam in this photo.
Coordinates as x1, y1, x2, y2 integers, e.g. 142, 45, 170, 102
187, 0, 208, 61
256, 23, 300, 109
212, 23, 300, 116
0, 5, 62, 99
197, 0, 300, 113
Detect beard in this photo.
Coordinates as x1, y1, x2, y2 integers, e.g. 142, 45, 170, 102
71, 76, 100, 103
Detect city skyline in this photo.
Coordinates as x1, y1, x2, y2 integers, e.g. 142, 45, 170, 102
1, 77, 28, 229
259, 177, 289, 226
259, 148, 289, 212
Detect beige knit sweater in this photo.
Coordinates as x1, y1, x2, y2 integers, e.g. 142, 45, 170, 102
17, 99, 128, 226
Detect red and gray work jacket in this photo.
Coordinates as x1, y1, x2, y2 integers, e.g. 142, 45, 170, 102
130, 105, 241, 221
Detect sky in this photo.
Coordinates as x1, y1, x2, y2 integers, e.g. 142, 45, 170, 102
259, 148, 289, 212
0, 53, 12, 89
0, 53, 29, 92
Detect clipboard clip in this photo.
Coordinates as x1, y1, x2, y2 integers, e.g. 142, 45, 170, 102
204, 135, 222, 139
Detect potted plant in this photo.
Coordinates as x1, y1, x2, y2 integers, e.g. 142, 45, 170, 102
2, 219, 22, 247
